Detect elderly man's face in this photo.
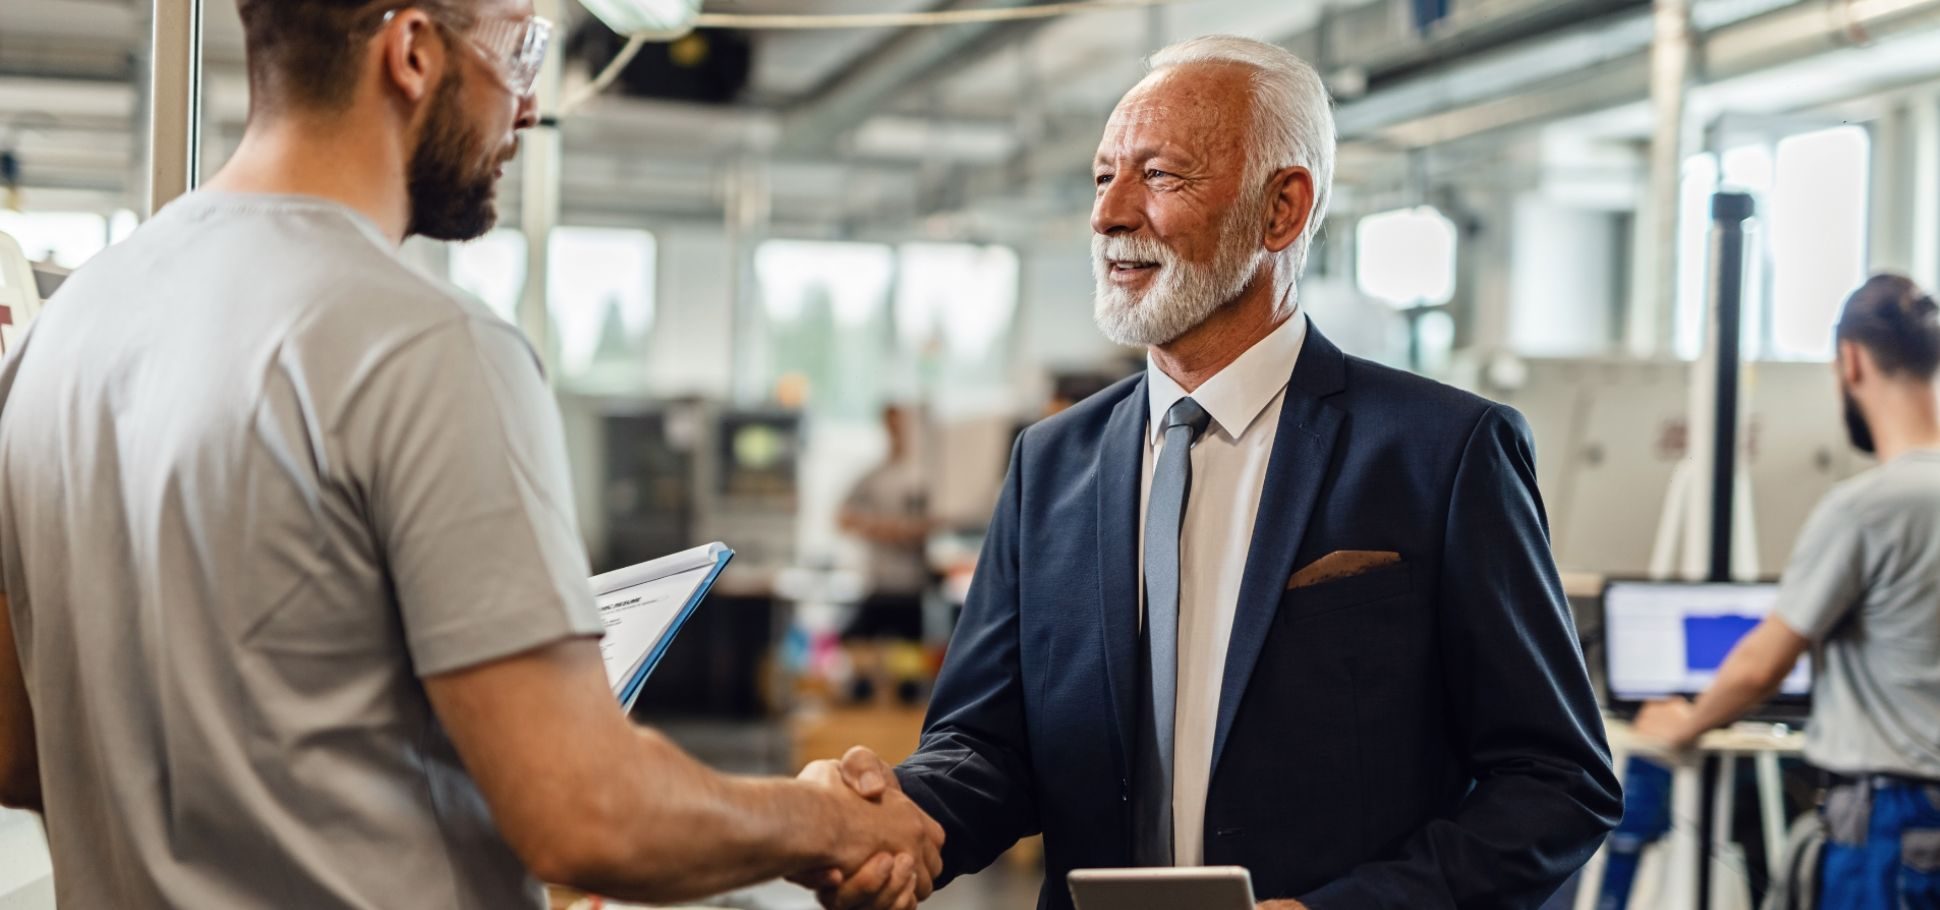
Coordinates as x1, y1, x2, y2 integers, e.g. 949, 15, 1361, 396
1090, 64, 1269, 347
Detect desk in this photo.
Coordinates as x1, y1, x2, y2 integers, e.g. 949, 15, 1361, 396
1573, 718, 1804, 910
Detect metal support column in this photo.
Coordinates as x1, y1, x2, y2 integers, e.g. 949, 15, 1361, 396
518, 0, 566, 378
724, 156, 771, 405
1707, 193, 1752, 584
1872, 104, 1917, 279
1755, 751, 1787, 876
147, 0, 204, 215
1914, 99, 1940, 290
1634, 0, 1693, 356
1685, 191, 1754, 910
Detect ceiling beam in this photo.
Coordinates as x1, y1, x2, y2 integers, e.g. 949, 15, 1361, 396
771, 0, 1050, 156
1342, 0, 1940, 149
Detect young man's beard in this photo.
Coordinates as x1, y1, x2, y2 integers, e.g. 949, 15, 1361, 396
1843, 389, 1877, 455
406, 70, 500, 242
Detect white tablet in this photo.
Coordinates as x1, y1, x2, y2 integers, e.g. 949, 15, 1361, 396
1068, 866, 1256, 910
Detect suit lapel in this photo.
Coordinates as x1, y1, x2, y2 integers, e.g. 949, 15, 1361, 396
1210, 321, 1348, 775
1096, 379, 1148, 774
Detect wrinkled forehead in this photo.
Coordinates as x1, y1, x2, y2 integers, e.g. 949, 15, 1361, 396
1100, 64, 1256, 160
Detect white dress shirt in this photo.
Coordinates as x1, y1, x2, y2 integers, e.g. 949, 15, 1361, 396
1140, 313, 1307, 866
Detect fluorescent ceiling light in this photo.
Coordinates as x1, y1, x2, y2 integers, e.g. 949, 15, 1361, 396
578, 0, 703, 36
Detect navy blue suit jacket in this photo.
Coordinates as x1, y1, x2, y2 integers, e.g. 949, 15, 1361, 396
896, 324, 1622, 909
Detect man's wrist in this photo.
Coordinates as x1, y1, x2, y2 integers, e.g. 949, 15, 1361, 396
1680, 697, 1729, 745
776, 776, 851, 870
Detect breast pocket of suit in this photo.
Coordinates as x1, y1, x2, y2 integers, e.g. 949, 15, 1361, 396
1279, 561, 1413, 625
1276, 560, 1425, 687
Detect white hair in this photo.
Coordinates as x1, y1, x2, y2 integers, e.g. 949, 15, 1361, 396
1146, 35, 1336, 280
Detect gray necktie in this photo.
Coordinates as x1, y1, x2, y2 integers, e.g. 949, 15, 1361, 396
1133, 397, 1213, 867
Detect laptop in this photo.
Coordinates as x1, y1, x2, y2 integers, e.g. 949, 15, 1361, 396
1600, 579, 1811, 724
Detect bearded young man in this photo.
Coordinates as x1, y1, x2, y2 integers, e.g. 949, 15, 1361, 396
0, 2, 943, 908
1637, 275, 1940, 907
813, 35, 1621, 910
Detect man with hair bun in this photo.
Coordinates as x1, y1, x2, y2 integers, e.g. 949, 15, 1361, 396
1638, 274, 1940, 906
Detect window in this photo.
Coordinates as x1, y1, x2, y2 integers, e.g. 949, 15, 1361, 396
548, 226, 657, 379
109, 210, 139, 245
1676, 154, 1721, 361
1674, 125, 1869, 361
755, 240, 895, 417
450, 227, 660, 387
0, 211, 108, 269
1721, 144, 1775, 356
894, 242, 1021, 413
1771, 127, 1868, 360
751, 240, 1023, 416
449, 229, 527, 324
894, 243, 1019, 361
1355, 207, 1457, 308
757, 240, 894, 326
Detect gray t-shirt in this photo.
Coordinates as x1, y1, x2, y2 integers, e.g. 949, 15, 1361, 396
1775, 450, 1940, 780
843, 460, 930, 596
0, 193, 603, 908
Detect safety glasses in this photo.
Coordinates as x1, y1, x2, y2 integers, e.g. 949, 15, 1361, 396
381, 9, 554, 98
465, 14, 553, 97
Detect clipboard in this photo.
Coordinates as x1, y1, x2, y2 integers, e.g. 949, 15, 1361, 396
592, 542, 735, 712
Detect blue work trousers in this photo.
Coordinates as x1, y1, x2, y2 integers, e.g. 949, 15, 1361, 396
1821, 778, 1940, 909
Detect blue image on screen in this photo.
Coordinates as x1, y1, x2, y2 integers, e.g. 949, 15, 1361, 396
1684, 614, 1761, 671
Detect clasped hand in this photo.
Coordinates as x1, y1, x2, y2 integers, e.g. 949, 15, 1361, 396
792, 746, 946, 910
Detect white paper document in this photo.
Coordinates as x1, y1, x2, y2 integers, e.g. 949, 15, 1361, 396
593, 542, 733, 710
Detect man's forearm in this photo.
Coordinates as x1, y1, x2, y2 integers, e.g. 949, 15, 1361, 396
0, 742, 39, 812
1681, 653, 1787, 741
427, 640, 929, 906
560, 729, 847, 902
0, 769, 40, 813
0, 591, 39, 815
847, 515, 931, 545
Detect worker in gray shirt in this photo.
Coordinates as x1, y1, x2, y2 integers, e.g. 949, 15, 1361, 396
0, 2, 937, 909
1637, 274, 1940, 906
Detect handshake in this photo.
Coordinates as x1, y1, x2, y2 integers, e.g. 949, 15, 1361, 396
791, 747, 947, 910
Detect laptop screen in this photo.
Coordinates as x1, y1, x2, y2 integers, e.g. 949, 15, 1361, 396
1603, 581, 1811, 702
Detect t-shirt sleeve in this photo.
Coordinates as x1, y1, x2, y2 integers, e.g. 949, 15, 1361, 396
1773, 492, 1868, 642
343, 318, 602, 677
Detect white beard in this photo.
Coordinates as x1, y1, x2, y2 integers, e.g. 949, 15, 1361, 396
1091, 200, 1268, 347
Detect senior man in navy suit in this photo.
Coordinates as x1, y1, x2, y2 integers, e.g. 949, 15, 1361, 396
806, 34, 1621, 910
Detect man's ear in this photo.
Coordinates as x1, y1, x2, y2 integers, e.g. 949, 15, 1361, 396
1263, 166, 1315, 255
377, 9, 448, 106
1838, 339, 1869, 388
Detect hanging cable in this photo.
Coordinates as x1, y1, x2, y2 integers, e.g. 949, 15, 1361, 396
563, 33, 649, 114
689, 0, 1188, 30
562, 0, 1188, 115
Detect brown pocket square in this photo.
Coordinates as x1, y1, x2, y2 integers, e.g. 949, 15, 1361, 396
1287, 550, 1403, 590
